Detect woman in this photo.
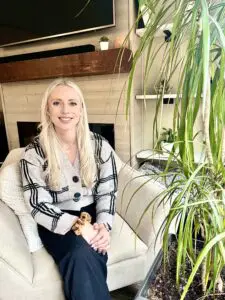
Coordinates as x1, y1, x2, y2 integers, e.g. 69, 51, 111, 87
20, 78, 118, 300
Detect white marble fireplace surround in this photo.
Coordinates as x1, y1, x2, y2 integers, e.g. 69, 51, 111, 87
0, 74, 132, 163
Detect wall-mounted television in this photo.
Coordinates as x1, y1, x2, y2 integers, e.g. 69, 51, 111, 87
0, 0, 115, 47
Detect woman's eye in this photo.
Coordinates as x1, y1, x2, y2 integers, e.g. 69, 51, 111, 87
70, 102, 77, 106
52, 101, 60, 106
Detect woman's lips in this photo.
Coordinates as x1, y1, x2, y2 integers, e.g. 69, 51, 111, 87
58, 117, 73, 123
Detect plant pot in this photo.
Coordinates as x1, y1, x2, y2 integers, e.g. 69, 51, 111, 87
135, 234, 175, 300
134, 235, 225, 300
99, 41, 109, 50
134, 247, 163, 300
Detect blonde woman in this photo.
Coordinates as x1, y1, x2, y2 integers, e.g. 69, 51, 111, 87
20, 78, 118, 300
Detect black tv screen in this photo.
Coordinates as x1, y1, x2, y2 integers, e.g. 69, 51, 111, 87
0, 0, 115, 47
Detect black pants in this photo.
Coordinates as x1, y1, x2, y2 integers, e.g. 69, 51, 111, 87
38, 203, 111, 300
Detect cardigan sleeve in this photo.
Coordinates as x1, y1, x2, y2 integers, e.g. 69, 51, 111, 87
93, 139, 118, 229
20, 147, 77, 234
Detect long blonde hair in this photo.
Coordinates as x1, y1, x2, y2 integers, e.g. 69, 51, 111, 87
39, 78, 97, 188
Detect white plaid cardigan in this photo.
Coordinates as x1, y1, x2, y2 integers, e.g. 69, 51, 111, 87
20, 132, 118, 235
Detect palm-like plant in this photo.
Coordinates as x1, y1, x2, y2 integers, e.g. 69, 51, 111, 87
126, 0, 225, 299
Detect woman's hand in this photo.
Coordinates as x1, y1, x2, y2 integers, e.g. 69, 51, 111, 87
90, 223, 110, 254
73, 218, 98, 244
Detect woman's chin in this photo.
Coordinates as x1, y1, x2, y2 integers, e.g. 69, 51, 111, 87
54, 124, 76, 133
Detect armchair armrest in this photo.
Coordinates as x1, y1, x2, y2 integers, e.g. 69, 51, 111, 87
0, 200, 33, 282
116, 164, 170, 247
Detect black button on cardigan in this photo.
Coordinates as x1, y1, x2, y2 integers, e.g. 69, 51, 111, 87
73, 192, 81, 202
72, 176, 79, 183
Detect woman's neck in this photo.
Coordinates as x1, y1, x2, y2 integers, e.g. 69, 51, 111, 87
56, 130, 78, 164
55, 129, 77, 148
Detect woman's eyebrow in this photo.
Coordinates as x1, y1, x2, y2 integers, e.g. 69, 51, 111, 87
68, 98, 79, 101
50, 98, 79, 102
51, 98, 62, 101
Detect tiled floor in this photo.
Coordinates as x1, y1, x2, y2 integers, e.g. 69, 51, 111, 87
110, 282, 142, 300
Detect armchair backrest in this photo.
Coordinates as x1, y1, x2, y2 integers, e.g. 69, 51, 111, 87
116, 163, 168, 247
0, 148, 24, 170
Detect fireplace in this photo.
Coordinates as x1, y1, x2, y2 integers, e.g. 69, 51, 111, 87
17, 122, 115, 149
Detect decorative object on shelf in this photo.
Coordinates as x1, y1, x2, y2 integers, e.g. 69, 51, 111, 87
160, 128, 176, 143
163, 29, 172, 42
155, 128, 177, 153
99, 36, 109, 50
154, 78, 172, 94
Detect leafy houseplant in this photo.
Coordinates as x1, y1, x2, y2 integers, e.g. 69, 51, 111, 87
154, 78, 172, 94
126, 0, 225, 299
155, 127, 177, 153
99, 36, 109, 50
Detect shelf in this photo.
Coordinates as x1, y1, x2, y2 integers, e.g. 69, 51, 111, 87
136, 94, 177, 100
0, 48, 132, 83
136, 23, 173, 38
136, 149, 205, 164
136, 149, 169, 161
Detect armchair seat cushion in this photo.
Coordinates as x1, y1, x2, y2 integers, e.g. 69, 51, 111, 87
108, 213, 148, 265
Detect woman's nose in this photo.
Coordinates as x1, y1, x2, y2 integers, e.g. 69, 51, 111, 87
61, 103, 69, 114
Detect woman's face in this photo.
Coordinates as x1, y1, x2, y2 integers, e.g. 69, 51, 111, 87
47, 85, 82, 133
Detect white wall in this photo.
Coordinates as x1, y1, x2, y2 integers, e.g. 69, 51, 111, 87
137, 38, 204, 151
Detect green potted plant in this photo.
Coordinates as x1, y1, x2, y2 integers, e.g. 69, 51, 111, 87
99, 36, 109, 50
126, 0, 225, 299
155, 127, 177, 153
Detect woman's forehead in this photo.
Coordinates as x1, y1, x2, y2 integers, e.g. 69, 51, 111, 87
49, 85, 81, 101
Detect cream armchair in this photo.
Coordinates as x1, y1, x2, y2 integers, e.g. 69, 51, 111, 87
0, 148, 169, 300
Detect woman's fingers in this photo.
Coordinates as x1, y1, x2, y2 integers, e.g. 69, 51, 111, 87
89, 223, 110, 253
90, 231, 102, 244
93, 236, 109, 248
98, 244, 110, 254
91, 231, 109, 248
92, 223, 99, 230
97, 242, 109, 250
91, 234, 106, 248
91, 224, 109, 244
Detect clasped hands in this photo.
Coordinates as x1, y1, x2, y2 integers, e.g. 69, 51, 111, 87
72, 212, 110, 255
